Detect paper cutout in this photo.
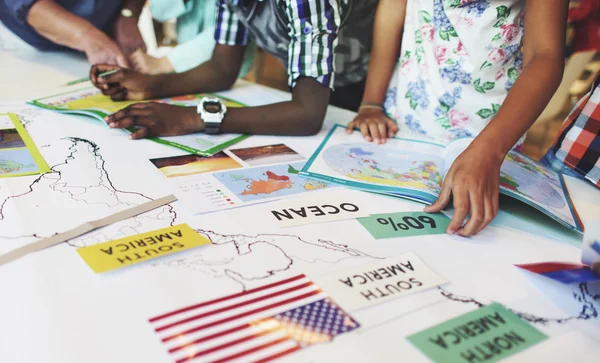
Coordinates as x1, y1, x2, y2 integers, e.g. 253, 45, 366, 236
407, 303, 548, 363
315, 252, 447, 311
264, 191, 370, 227
0, 113, 50, 178
77, 224, 209, 273
358, 212, 450, 239
515, 262, 600, 284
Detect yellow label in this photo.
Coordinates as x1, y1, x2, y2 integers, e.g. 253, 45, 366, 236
77, 224, 210, 273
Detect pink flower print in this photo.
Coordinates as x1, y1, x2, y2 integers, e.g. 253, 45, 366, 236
435, 45, 450, 65
495, 67, 505, 81
448, 109, 471, 128
457, 41, 468, 56
421, 24, 434, 41
456, 40, 469, 55
401, 58, 414, 75
488, 48, 506, 63
500, 24, 519, 43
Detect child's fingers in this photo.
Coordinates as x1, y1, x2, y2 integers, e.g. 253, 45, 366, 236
359, 123, 372, 142
129, 127, 149, 140
368, 122, 382, 143
346, 120, 357, 134
377, 123, 388, 143
448, 186, 469, 235
457, 192, 483, 237
424, 180, 452, 213
386, 119, 399, 137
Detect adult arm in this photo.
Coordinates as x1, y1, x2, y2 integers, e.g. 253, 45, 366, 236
27, 0, 128, 66
113, 0, 147, 56
346, 0, 406, 143
426, 0, 569, 236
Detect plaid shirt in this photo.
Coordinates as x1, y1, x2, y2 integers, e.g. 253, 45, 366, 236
550, 75, 600, 187
214, 0, 374, 89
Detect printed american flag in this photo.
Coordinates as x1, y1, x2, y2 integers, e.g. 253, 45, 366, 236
148, 274, 359, 363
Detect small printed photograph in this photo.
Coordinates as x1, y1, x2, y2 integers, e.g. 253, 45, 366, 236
0, 148, 39, 176
229, 144, 303, 166
150, 151, 242, 178
0, 129, 26, 149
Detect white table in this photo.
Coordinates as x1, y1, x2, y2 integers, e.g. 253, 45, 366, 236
1, 48, 599, 363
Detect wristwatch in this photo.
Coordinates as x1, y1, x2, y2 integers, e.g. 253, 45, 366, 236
198, 97, 227, 134
120, 8, 135, 17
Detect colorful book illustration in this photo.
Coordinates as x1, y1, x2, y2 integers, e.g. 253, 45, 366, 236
0, 113, 50, 178
301, 124, 583, 233
30, 87, 249, 156
515, 262, 600, 284
149, 143, 333, 214
147, 274, 359, 363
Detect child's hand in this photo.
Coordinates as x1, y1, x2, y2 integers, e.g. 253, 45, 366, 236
90, 64, 158, 101
105, 103, 202, 139
424, 144, 504, 236
346, 107, 398, 144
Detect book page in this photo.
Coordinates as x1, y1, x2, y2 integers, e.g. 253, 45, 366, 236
301, 125, 447, 203
0, 113, 50, 178
32, 87, 248, 156
499, 152, 580, 231
32, 87, 139, 116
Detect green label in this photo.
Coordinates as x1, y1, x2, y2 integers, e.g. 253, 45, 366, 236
358, 212, 450, 239
407, 303, 548, 363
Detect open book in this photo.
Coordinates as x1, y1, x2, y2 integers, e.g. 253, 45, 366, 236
301, 125, 583, 233
30, 87, 249, 156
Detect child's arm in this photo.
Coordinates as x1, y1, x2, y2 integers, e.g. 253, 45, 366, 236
346, 0, 406, 144
425, 0, 569, 236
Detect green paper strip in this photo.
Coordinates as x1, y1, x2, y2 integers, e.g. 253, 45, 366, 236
358, 212, 450, 239
408, 303, 548, 363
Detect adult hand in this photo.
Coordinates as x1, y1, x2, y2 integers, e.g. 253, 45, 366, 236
105, 103, 202, 139
90, 64, 158, 101
130, 49, 174, 75
84, 31, 129, 68
424, 144, 504, 236
346, 107, 398, 144
113, 14, 146, 57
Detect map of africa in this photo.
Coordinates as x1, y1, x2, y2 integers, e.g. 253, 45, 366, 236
322, 143, 444, 195
500, 152, 566, 209
213, 162, 330, 202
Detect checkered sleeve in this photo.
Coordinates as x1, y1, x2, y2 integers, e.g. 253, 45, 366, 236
283, 0, 341, 90
553, 79, 600, 187
214, 0, 249, 46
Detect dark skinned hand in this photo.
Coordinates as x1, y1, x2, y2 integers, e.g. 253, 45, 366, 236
90, 64, 159, 101
113, 15, 146, 57
424, 144, 503, 236
105, 103, 202, 139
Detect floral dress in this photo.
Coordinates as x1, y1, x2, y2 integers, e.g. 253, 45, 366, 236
385, 0, 526, 147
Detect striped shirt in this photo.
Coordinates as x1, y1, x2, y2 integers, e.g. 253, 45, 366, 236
214, 0, 376, 89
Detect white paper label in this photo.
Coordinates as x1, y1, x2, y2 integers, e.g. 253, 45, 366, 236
264, 191, 370, 227
316, 252, 448, 311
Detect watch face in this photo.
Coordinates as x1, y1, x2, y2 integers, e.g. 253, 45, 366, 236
203, 101, 222, 114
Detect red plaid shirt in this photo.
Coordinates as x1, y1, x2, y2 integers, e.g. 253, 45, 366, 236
551, 75, 600, 187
